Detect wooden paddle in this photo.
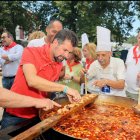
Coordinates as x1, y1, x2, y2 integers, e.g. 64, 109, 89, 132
11, 94, 98, 140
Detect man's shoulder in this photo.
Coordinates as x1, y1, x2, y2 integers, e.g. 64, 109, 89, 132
111, 57, 124, 63
89, 60, 99, 68
27, 37, 45, 47
30, 37, 43, 42
15, 44, 24, 48
128, 46, 135, 52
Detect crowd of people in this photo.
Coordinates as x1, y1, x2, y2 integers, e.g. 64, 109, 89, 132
0, 19, 140, 130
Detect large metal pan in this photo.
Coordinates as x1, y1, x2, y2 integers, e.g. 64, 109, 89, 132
39, 93, 137, 140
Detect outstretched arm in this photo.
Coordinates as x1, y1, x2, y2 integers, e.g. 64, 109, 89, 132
0, 87, 61, 110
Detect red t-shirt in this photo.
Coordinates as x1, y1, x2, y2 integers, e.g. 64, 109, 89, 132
6, 45, 63, 119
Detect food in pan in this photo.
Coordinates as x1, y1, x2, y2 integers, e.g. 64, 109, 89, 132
54, 104, 140, 140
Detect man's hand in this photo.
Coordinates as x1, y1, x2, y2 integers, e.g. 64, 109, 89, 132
66, 88, 81, 103
93, 79, 107, 88
80, 68, 87, 77
34, 98, 61, 111
1, 54, 9, 61
4, 60, 11, 64
80, 68, 87, 83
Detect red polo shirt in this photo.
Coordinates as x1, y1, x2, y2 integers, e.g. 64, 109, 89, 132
6, 45, 63, 118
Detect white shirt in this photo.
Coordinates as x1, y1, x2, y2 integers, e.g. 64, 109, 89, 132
87, 57, 126, 97
27, 37, 46, 47
0, 44, 23, 77
125, 46, 140, 94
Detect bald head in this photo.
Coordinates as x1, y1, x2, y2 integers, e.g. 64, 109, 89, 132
46, 20, 63, 43
48, 20, 63, 29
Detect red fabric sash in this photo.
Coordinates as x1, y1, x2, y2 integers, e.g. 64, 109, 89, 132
3, 42, 17, 51
86, 58, 94, 69
133, 45, 140, 64
67, 60, 80, 72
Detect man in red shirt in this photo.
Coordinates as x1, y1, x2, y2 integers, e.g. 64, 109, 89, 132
1, 29, 81, 129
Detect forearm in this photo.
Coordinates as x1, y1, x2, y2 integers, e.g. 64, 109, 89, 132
27, 75, 65, 93
106, 79, 125, 89
0, 88, 37, 108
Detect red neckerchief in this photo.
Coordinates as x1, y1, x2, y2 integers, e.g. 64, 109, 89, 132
86, 58, 94, 69
67, 60, 80, 72
133, 45, 140, 64
3, 42, 17, 51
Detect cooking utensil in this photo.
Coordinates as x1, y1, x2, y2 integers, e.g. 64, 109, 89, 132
81, 61, 88, 94
11, 94, 98, 140
133, 88, 140, 114
84, 73, 88, 94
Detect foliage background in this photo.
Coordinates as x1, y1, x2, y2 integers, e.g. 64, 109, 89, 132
0, 1, 140, 45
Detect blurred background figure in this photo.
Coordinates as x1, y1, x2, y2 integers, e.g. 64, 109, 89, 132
27, 19, 63, 47
59, 47, 82, 93
28, 31, 45, 42
0, 31, 23, 89
82, 43, 97, 70
80, 33, 97, 94
125, 31, 140, 100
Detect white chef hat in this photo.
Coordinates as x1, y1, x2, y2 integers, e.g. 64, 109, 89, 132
81, 33, 89, 48
96, 26, 112, 52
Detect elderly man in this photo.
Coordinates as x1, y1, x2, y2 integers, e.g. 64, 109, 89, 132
1, 29, 81, 129
0, 31, 24, 89
81, 26, 126, 96
27, 19, 63, 47
125, 31, 140, 100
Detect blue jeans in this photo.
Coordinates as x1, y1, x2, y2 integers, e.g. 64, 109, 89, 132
0, 112, 28, 130
2, 76, 15, 89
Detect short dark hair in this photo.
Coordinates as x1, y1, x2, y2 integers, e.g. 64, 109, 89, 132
53, 29, 78, 48
2, 31, 14, 40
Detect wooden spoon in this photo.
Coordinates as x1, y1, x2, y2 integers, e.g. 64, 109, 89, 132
133, 89, 140, 114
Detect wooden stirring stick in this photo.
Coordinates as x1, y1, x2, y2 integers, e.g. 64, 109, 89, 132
84, 72, 87, 94
82, 61, 88, 94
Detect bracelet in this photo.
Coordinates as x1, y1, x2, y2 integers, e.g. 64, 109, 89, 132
63, 86, 69, 94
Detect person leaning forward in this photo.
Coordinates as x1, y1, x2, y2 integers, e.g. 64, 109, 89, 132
0, 29, 81, 129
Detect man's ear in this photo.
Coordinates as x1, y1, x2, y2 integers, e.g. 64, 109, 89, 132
46, 27, 48, 33
52, 39, 58, 46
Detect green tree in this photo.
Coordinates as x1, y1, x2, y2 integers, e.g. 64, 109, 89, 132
124, 35, 137, 45
51, 1, 136, 45
0, 1, 51, 39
